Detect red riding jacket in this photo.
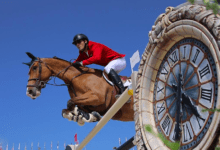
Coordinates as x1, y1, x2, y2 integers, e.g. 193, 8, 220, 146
74, 41, 125, 66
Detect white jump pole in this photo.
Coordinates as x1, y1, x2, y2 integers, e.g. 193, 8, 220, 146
76, 83, 133, 150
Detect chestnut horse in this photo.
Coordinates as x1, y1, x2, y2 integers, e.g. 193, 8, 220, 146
24, 52, 134, 125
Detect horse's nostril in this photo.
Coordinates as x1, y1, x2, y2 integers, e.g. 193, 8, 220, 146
28, 90, 32, 94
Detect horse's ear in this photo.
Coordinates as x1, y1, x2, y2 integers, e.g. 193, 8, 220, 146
26, 52, 37, 61
22, 62, 32, 67
23, 52, 38, 68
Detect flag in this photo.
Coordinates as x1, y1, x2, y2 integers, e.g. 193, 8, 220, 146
0, 143, 2, 150
51, 142, 52, 150
25, 144, 26, 150
12, 143, 14, 150
63, 142, 66, 149
74, 133, 78, 144
44, 143, 46, 150
119, 138, 121, 146
56, 142, 59, 150
130, 50, 140, 72
31, 142, 33, 150
18, 143, 20, 150
6, 143, 8, 150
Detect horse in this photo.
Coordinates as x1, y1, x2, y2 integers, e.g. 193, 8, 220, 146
24, 52, 134, 125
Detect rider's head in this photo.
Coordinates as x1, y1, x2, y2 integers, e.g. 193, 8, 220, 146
72, 34, 89, 52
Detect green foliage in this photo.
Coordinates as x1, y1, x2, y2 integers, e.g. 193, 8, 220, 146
204, 0, 220, 15
145, 125, 180, 150
188, 0, 220, 15
188, 0, 196, 4
202, 108, 220, 112
215, 147, 220, 150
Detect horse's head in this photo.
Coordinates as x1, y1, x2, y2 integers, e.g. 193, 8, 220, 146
23, 52, 52, 99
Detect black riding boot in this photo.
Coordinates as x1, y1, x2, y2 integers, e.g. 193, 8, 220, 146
108, 68, 125, 94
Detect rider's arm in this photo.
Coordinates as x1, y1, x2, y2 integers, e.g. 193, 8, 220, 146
73, 52, 84, 63
82, 45, 102, 66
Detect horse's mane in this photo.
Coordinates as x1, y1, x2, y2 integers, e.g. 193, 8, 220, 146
52, 56, 103, 73
52, 56, 71, 64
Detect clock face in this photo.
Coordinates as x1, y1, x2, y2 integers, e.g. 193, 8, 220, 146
153, 38, 218, 149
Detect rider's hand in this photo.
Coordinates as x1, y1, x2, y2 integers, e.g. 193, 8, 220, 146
72, 61, 83, 67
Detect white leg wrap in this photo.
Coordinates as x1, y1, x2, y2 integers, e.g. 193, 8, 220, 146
62, 112, 73, 121
77, 116, 85, 126
80, 113, 97, 123
70, 106, 101, 125
72, 106, 79, 116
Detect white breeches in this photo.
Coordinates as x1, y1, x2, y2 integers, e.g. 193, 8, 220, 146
104, 57, 126, 74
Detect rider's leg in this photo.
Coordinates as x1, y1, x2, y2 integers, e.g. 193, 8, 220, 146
108, 68, 125, 94
104, 57, 126, 94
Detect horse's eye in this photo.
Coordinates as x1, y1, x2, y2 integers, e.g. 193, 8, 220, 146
32, 66, 37, 70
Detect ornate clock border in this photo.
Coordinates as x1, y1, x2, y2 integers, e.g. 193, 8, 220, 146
134, 1, 220, 150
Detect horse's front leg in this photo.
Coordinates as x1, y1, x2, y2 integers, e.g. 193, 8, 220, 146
62, 109, 85, 126
69, 90, 104, 106
62, 90, 103, 125
62, 106, 101, 126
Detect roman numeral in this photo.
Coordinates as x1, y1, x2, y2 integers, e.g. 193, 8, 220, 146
183, 123, 192, 142
169, 51, 178, 63
162, 115, 171, 135
157, 102, 165, 115
201, 88, 212, 102
183, 46, 186, 59
195, 116, 206, 129
192, 49, 200, 63
199, 64, 210, 79
161, 66, 168, 75
157, 86, 164, 94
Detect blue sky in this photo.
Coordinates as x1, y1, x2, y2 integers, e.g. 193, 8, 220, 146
0, 0, 186, 150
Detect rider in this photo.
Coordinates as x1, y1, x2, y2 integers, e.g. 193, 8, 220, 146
72, 34, 126, 95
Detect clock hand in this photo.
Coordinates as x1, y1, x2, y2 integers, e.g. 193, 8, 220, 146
173, 77, 202, 119
182, 93, 202, 119
173, 74, 183, 141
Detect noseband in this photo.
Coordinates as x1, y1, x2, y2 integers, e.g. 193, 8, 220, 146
27, 58, 50, 89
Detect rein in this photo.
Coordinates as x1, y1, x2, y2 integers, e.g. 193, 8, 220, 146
27, 58, 89, 96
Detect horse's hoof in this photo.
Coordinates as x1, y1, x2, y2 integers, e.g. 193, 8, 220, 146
77, 116, 85, 126
62, 112, 73, 121
91, 111, 101, 121
62, 109, 69, 118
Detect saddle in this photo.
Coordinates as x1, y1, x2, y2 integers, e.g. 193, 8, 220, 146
102, 71, 132, 102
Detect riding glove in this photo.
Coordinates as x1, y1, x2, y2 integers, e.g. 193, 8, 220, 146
72, 61, 83, 67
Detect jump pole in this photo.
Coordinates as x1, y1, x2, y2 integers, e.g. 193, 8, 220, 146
76, 74, 135, 150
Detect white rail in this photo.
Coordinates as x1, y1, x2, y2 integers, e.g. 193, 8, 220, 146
75, 72, 137, 150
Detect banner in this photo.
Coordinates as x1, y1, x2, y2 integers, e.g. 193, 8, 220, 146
130, 50, 140, 72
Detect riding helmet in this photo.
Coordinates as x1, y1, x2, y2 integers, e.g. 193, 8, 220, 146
72, 34, 89, 45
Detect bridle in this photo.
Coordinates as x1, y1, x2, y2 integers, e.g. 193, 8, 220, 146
27, 58, 89, 96
27, 58, 51, 90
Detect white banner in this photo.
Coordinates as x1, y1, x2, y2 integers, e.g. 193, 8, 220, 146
130, 50, 140, 72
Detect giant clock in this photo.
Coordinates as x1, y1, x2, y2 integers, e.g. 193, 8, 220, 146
134, 2, 220, 150
154, 38, 218, 149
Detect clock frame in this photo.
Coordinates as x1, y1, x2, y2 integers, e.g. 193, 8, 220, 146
134, 2, 220, 150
